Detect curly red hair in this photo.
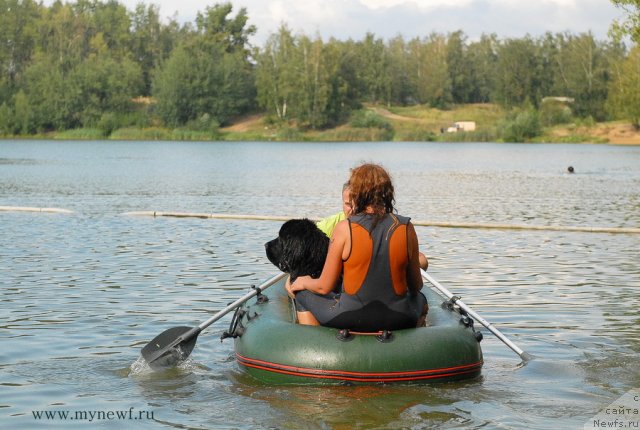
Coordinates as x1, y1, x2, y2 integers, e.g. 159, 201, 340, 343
348, 163, 395, 216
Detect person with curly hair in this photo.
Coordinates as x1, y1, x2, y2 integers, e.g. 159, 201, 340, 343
288, 163, 428, 330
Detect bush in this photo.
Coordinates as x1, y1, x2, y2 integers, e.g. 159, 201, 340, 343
312, 127, 394, 142
350, 109, 393, 131
499, 107, 542, 142
109, 127, 173, 140
575, 115, 596, 128
184, 113, 220, 133
168, 114, 222, 140
97, 113, 119, 137
96, 111, 153, 137
440, 129, 498, 142
171, 129, 221, 141
0, 103, 12, 136
275, 126, 303, 141
540, 100, 573, 126
398, 129, 437, 141
54, 128, 105, 140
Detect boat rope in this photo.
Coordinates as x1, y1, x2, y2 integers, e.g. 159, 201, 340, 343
122, 211, 640, 235
220, 307, 246, 340
0, 205, 74, 214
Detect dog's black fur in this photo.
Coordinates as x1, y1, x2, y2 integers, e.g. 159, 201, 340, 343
265, 218, 329, 282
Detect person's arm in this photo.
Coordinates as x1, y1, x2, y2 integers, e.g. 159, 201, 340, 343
289, 220, 348, 295
406, 222, 423, 293
419, 252, 429, 271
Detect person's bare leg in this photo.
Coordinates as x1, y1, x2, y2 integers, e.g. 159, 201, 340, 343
416, 302, 429, 327
297, 311, 320, 326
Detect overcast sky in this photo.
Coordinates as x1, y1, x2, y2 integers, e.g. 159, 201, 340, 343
102, 0, 626, 45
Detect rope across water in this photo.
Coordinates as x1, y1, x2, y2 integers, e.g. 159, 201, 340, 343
122, 211, 640, 235
0, 206, 74, 214
2, 206, 637, 234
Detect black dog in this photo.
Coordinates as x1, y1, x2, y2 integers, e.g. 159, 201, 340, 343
265, 218, 329, 282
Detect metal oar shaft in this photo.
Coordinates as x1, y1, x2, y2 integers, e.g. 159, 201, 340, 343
142, 272, 288, 369
197, 272, 287, 331
421, 269, 531, 361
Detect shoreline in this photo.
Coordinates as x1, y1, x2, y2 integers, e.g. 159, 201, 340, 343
1, 138, 637, 145
2, 106, 638, 145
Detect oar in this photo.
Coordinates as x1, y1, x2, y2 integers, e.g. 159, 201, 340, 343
421, 269, 533, 362
141, 272, 287, 369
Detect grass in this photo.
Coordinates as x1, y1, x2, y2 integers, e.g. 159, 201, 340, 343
374, 103, 504, 142
6, 104, 636, 144
533, 134, 609, 144
109, 127, 174, 141
54, 128, 106, 140
69, 127, 223, 141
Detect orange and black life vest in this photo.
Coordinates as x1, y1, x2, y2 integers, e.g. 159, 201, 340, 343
294, 212, 425, 331
342, 213, 411, 307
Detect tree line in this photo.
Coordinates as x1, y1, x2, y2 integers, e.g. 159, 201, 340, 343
0, 0, 638, 138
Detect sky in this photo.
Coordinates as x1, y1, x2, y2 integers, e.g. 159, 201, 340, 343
94, 0, 627, 45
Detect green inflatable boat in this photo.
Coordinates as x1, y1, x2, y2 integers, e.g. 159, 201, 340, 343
228, 274, 483, 384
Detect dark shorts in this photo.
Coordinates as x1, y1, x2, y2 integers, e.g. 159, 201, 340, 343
294, 290, 427, 332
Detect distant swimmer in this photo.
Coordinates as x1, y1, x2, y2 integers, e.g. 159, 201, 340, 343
567, 166, 574, 173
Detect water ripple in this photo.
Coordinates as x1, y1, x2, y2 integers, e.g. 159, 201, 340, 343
1, 141, 639, 429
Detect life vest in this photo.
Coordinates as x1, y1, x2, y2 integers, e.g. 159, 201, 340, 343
294, 212, 424, 331
343, 213, 411, 304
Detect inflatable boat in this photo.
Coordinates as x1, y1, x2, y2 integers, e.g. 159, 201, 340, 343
227, 275, 484, 384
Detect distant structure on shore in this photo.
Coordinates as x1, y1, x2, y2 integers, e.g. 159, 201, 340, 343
444, 121, 476, 133
542, 97, 575, 104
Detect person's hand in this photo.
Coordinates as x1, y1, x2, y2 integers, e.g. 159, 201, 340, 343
284, 276, 294, 299
286, 275, 311, 299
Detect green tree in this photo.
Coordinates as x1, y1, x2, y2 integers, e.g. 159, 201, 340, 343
0, 0, 41, 97
494, 37, 540, 107
195, 2, 255, 54
19, 1, 146, 131
255, 25, 297, 121
23, 51, 75, 130
38, 2, 90, 72
610, 0, 640, 43
71, 33, 142, 127
294, 35, 331, 128
537, 33, 563, 101
89, 0, 132, 56
256, 30, 359, 128
151, 46, 192, 126
466, 34, 498, 103
552, 33, 617, 120
13, 89, 30, 134
386, 35, 414, 105
354, 33, 391, 104
607, 45, 640, 127
322, 38, 360, 124
407, 34, 452, 107
130, 3, 178, 95
447, 31, 475, 104
153, 3, 255, 127
0, 102, 11, 135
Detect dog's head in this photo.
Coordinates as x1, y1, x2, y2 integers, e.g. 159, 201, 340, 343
265, 218, 329, 282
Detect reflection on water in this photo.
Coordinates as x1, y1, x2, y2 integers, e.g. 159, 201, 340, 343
1, 140, 639, 429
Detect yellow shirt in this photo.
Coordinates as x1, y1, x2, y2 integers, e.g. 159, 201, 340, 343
316, 211, 346, 237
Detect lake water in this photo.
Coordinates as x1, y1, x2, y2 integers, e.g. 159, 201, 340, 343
1, 140, 639, 429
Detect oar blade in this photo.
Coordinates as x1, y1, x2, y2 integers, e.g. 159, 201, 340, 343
141, 326, 199, 369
